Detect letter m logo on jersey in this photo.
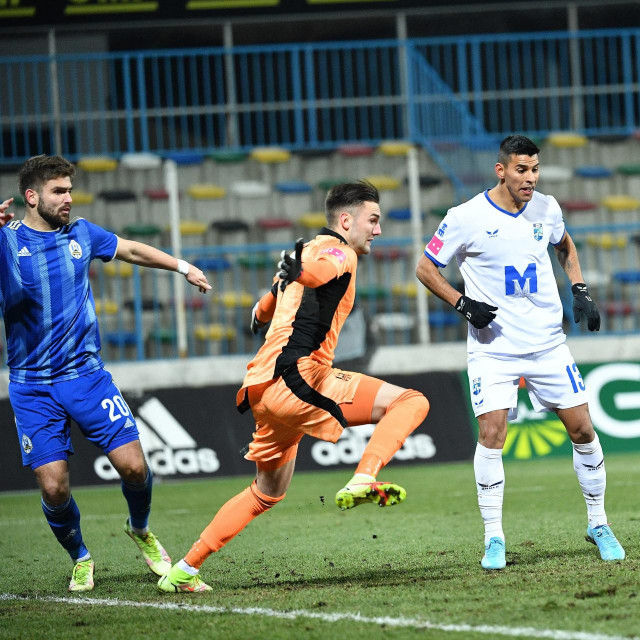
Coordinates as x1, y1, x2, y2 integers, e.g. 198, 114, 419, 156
504, 263, 538, 296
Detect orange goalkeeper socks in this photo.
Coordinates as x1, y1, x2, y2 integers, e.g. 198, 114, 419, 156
355, 389, 430, 477
184, 481, 284, 569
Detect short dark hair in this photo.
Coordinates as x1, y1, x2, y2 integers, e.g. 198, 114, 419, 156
18, 154, 75, 197
325, 180, 380, 226
498, 135, 540, 166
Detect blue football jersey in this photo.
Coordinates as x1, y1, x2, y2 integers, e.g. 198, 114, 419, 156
0, 218, 118, 383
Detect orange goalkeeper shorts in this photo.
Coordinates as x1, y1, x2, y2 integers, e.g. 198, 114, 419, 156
237, 356, 383, 470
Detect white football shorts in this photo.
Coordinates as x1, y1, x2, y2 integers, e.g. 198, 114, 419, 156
467, 343, 589, 420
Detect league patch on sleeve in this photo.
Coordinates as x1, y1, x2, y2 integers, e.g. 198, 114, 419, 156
320, 247, 346, 263
427, 235, 444, 255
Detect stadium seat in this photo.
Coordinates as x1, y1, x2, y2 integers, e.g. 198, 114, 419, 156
601, 195, 640, 224
250, 146, 292, 186
256, 217, 294, 245
98, 189, 138, 229
295, 148, 334, 183
230, 180, 271, 223
164, 151, 205, 190
274, 180, 313, 218
615, 164, 640, 196
120, 152, 162, 201
573, 166, 614, 203
364, 174, 402, 210
537, 165, 572, 202
376, 140, 412, 176
559, 199, 598, 226
186, 183, 227, 223
76, 156, 118, 194
210, 219, 251, 245
209, 150, 248, 187
336, 143, 375, 180
297, 211, 327, 236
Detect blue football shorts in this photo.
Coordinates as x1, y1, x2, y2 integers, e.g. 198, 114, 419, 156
9, 368, 140, 470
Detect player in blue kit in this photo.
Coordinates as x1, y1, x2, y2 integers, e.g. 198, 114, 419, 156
416, 135, 624, 570
0, 155, 211, 591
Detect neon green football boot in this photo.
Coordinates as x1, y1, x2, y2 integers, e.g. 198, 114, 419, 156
157, 564, 212, 593
68, 559, 95, 592
124, 519, 171, 576
335, 474, 407, 510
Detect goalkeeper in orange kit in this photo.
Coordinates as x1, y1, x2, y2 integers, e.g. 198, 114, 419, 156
158, 180, 430, 593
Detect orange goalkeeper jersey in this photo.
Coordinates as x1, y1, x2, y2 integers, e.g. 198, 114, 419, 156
241, 227, 357, 389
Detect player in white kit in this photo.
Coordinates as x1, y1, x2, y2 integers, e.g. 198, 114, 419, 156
416, 135, 625, 569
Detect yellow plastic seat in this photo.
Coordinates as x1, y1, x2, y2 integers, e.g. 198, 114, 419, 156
164, 220, 208, 236
214, 291, 254, 309
378, 141, 413, 156
547, 132, 588, 148
187, 184, 227, 200
94, 299, 119, 314
103, 262, 134, 277
194, 324, 237, 341
71, 191, 95, 206
391, 282, 430, 298
250, 147, 291, 164
364, 175, 401, 191
586, 233, 628, 249
298, 212, 327, 229
77, 156, 118, 172
601, 195, 640, 211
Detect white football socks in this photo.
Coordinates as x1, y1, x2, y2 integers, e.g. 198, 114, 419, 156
572, 433, 607, 528
474, 442, 505, 544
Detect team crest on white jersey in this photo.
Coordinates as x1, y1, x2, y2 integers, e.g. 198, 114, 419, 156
69, 240, 82, 259
472, 377, 481, 395
22, 434, 33, 454
533, 223, 543, 241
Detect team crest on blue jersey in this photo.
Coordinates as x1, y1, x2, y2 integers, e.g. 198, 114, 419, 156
69, 240, 82, 259
21, 434, 33, 454
437, 222, 448, 237
533, 223, 543, 241
472, 377, 481, 396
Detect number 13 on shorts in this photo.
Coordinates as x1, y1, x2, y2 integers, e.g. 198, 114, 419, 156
565, 362, 586, 393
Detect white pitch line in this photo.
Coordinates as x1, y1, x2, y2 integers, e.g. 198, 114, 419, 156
0, 593, 637, 640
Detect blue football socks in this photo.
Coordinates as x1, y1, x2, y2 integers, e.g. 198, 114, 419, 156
41, 495, 89, 562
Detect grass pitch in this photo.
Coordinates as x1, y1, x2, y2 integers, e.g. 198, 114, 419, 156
1, 453, 638, 640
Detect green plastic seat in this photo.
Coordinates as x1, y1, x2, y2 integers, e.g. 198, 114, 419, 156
147, 328, 176, 344
122, 224, 162, 238
617, 164, 640, 176
210, 151, 248, 164
317, 178, 349, 191
237, 254, 274, 269
357, 285, 388, 300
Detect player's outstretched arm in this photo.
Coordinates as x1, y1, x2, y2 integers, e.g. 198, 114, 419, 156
115, 237, 212, 293
0, 197, 15, 228
416, 253, 497, 329
554, 231, 600, 331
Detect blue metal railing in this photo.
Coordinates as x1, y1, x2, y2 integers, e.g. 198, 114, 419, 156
1, 29, 637, 163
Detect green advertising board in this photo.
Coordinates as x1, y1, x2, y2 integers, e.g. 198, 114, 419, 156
461, 361, 640, 460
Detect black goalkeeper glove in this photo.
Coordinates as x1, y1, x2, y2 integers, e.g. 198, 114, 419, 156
277, 237, 304, 292
572, 283, 600, 331
455, 295, 498, 329
249, 301, 267, 335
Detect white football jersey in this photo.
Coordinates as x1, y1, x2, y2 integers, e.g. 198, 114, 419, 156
424, 190, 567, 355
